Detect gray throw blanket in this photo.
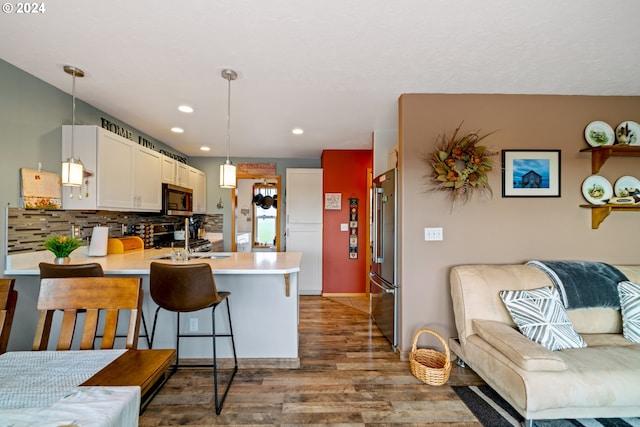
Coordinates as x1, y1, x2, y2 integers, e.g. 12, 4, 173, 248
526, 260, 628, 309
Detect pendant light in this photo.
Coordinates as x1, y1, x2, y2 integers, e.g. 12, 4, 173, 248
61, 65, 85, 187
219, 68, 237, 188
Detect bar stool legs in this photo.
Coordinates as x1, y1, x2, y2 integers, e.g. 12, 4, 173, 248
212, 298, 237, 415
149, 297, 238, 415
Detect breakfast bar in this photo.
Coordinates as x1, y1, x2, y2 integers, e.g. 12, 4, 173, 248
5, 248, 302, 368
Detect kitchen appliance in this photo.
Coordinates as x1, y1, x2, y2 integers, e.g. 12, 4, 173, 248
133, 222, 213, 251
155, 238, 213, 252
162, 183, 193, 216
370, 168, 398, 350
88, 226, 109, 256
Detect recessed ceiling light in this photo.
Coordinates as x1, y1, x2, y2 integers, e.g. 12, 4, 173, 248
200, 146, 210, 152
178, 105, 194, 113
171, 127, 184, 133
292, 128, 304, 135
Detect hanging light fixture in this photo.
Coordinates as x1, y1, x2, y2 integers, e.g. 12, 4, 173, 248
219, 68, 237, 188
61, 65, 85, 187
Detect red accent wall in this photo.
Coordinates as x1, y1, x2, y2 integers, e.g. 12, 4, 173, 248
321, 150, 373, 294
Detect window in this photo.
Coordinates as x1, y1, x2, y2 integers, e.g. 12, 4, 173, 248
252, 184, 278, 248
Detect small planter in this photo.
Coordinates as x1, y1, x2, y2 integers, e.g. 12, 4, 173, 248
54, 257, 71, 265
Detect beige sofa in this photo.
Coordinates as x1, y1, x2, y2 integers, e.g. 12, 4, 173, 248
449, 264, 640, 426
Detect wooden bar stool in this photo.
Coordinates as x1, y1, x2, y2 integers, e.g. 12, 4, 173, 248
149, 262, 237, 415
0, 278, 17, 354
39, 262, 151, 348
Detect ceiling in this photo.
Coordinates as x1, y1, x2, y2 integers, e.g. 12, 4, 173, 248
2, 1, 639, 159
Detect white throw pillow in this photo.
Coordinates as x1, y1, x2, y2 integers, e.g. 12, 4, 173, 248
499, 286, 587, 351
617, 281, 640, 343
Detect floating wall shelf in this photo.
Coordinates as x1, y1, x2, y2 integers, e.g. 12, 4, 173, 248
579, 204, 640, 229
580, 145, 640, 174
580, 145, 640, 228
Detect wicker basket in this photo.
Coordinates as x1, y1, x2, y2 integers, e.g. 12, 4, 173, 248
409, 328, 452, 386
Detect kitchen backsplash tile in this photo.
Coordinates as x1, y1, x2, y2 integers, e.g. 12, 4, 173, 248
7, 208, 222, 253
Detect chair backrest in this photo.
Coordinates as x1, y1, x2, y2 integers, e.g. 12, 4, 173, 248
0, 278, 17, 354
39, 262, 104, 278
149, 262, 220, 312
33, 277, 142, 351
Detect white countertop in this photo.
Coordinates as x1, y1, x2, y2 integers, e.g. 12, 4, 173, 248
5, 247, 302, 276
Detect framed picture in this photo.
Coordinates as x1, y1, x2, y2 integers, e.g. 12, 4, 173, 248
502, 150, 561, 197
324, 193, 342, 210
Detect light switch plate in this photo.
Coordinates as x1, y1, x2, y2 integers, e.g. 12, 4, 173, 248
424, 227, 443, 241
340, 223, 349, 231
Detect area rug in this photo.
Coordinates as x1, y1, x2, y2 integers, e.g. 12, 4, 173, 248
452, 385, 640, 427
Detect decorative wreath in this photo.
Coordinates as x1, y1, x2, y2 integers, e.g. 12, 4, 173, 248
426, 123, 497, 209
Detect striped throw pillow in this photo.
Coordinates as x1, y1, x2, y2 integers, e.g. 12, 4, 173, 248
499, 286, 586, 351
618, 281, 640, 343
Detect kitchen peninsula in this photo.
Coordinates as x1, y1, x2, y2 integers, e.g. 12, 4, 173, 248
5, 248, 302, 368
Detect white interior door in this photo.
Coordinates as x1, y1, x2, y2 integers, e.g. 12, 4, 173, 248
286, 224, 322, 295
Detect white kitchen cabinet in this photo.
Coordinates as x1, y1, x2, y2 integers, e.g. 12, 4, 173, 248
161, 156, 190, 188
285, 168, 323, 295
62, 125, 161, 212
188, 166, 207, 214
161, 156, 176, 184
176, 162, 189, 187
133, 146, 162, 210
96, 129, 136, 209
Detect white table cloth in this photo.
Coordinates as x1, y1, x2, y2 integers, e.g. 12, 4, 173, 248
0, 386, 140, 427
0, 350, 139, 427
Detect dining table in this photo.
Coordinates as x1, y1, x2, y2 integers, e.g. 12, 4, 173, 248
0, 348, 175, 427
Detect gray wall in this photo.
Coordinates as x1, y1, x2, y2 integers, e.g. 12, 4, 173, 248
0, 59, 180, 268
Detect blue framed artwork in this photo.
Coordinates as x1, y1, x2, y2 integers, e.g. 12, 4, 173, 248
502, 150, 561, 197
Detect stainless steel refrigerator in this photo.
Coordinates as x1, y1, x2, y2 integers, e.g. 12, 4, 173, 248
370, 168, 398, 350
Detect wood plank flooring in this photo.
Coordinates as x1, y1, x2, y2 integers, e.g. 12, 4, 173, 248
139, 295, 485, 426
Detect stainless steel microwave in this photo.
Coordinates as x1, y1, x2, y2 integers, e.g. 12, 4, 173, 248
162, 183, 193, 216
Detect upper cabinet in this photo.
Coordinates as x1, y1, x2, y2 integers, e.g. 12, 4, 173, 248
161, 157, 189, 187
161, 156, 176, 184
176, 162, 189, 188
95, 129, 137, 209
62, 126, 161, 212
188, 166, 206, 214
62, 125, 206, 213
132, 145, 163, 210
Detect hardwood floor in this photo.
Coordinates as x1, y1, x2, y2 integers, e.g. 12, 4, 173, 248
139, 295, 485, 426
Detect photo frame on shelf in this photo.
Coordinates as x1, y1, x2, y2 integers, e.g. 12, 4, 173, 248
502, 150, 561, 197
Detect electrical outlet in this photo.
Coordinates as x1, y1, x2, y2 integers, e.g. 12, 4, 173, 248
189, 318, 198, 332
424, 227, 443, 241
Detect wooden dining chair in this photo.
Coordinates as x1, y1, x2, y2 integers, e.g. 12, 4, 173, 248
38, 262, 151, 348
0, 278, 18, 354
33, 277, 143, 351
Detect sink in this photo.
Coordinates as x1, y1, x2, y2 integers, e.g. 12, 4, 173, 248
149, 252, 231, 260
189, 252, 231, 259
148, 253, 174, 260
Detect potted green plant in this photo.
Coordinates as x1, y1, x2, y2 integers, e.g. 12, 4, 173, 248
43, 235, 82, 264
